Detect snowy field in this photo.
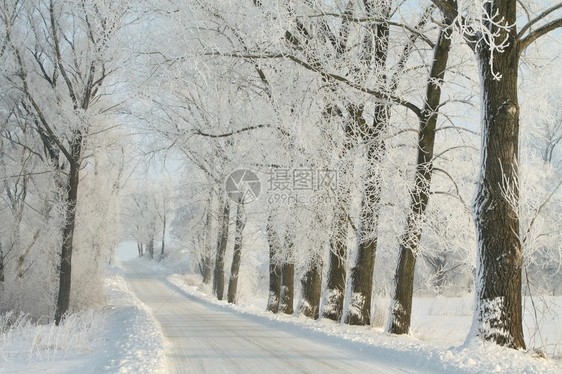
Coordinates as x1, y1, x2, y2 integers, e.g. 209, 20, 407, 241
2, 246, 561, 373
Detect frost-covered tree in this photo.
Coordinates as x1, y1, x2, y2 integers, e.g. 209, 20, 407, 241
0, 0, 132, 323
433, 0, 562, 349
387, 14, 455, 335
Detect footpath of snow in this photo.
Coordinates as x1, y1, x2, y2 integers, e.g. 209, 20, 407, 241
0, 262, 166, 374
161, 268, 562, 374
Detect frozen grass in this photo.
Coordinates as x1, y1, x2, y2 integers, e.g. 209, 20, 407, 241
0, 266, 166, 373
0, 308, 103, 369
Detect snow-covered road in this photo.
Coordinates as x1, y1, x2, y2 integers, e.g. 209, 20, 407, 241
123, 261, 429, 374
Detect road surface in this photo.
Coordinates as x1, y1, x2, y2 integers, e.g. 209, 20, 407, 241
123, 261, 428, 374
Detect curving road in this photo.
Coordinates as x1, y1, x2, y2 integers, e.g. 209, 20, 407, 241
123, 261, 429, 374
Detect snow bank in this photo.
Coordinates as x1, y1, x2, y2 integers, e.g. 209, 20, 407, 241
167, 273, 562, 374
0, 269, 166, 373
99, 273, 166, 373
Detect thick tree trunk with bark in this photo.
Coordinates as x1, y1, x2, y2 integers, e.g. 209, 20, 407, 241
213, 196, 230, 300
146, 236, 154, 260
323, 206, 348, 321
323, 120, 354, 322
202, 192, 215, 284
298, 235, 323, 320
227, 201, 245, 304
280, 229, 295, 315
280, 262, 295, 315
160, 213, 166, 258
471, 0, 524, 349
0, 242, 4, 283
388, 24, 452, 335
432, 0, 562, 350
266, 213, 282, 313
54, 132, 82, 325
299, 263, 322, 319
202, 256, 213, 285
346, 16, 390, 326
346, 113, 386, 326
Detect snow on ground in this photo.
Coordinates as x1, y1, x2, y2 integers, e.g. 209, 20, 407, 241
0, 261, 166, 373
3, 247, 559, 373
99, 265, 166, 373
164, 269, 562, 374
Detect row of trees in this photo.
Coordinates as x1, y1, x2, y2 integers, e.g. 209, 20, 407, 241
1, 0, 561, 354
132, 0, 562, 351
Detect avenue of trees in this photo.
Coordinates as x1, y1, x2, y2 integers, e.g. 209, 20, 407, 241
2, 0, 562, 353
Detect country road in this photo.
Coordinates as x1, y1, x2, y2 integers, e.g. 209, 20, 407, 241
123, 261, 429, 374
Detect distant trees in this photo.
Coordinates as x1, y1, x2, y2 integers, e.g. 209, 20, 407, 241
126, 182, 173, 261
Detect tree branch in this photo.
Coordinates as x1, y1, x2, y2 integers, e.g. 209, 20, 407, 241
518, 18, 562, 53
194, 124, 290, 138
300, 12, 436, 48
49, 0, 78, 109
431, 0, 479, 51
517, 3, 562, 39
430, 0, 458, 22
4, 20, 72, 163
203, 52, 421, 117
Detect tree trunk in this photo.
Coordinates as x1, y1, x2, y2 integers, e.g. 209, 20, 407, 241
202, 191, 215, 284
0, 242, 4, 283
346, 120, 385, 326
213, 196, 230, 300
471, 0, 524, 349
280, 228, 295, 315
227, 201, 245, 304
323, 204, 348, 321
280, 262, 295, 315
432, 256, 447, 292
137, 242, 144, 257
388, 24, 453, 335
147, 236, 154, 260
345, 18, 390, 326
54, 132, 82, 325
202, 257, 213, 285
266, 212, 282, 313
160, 213, 166, 258
323, 119, 354, 322
267, 266, 282, 313
298, 260, 322, 320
